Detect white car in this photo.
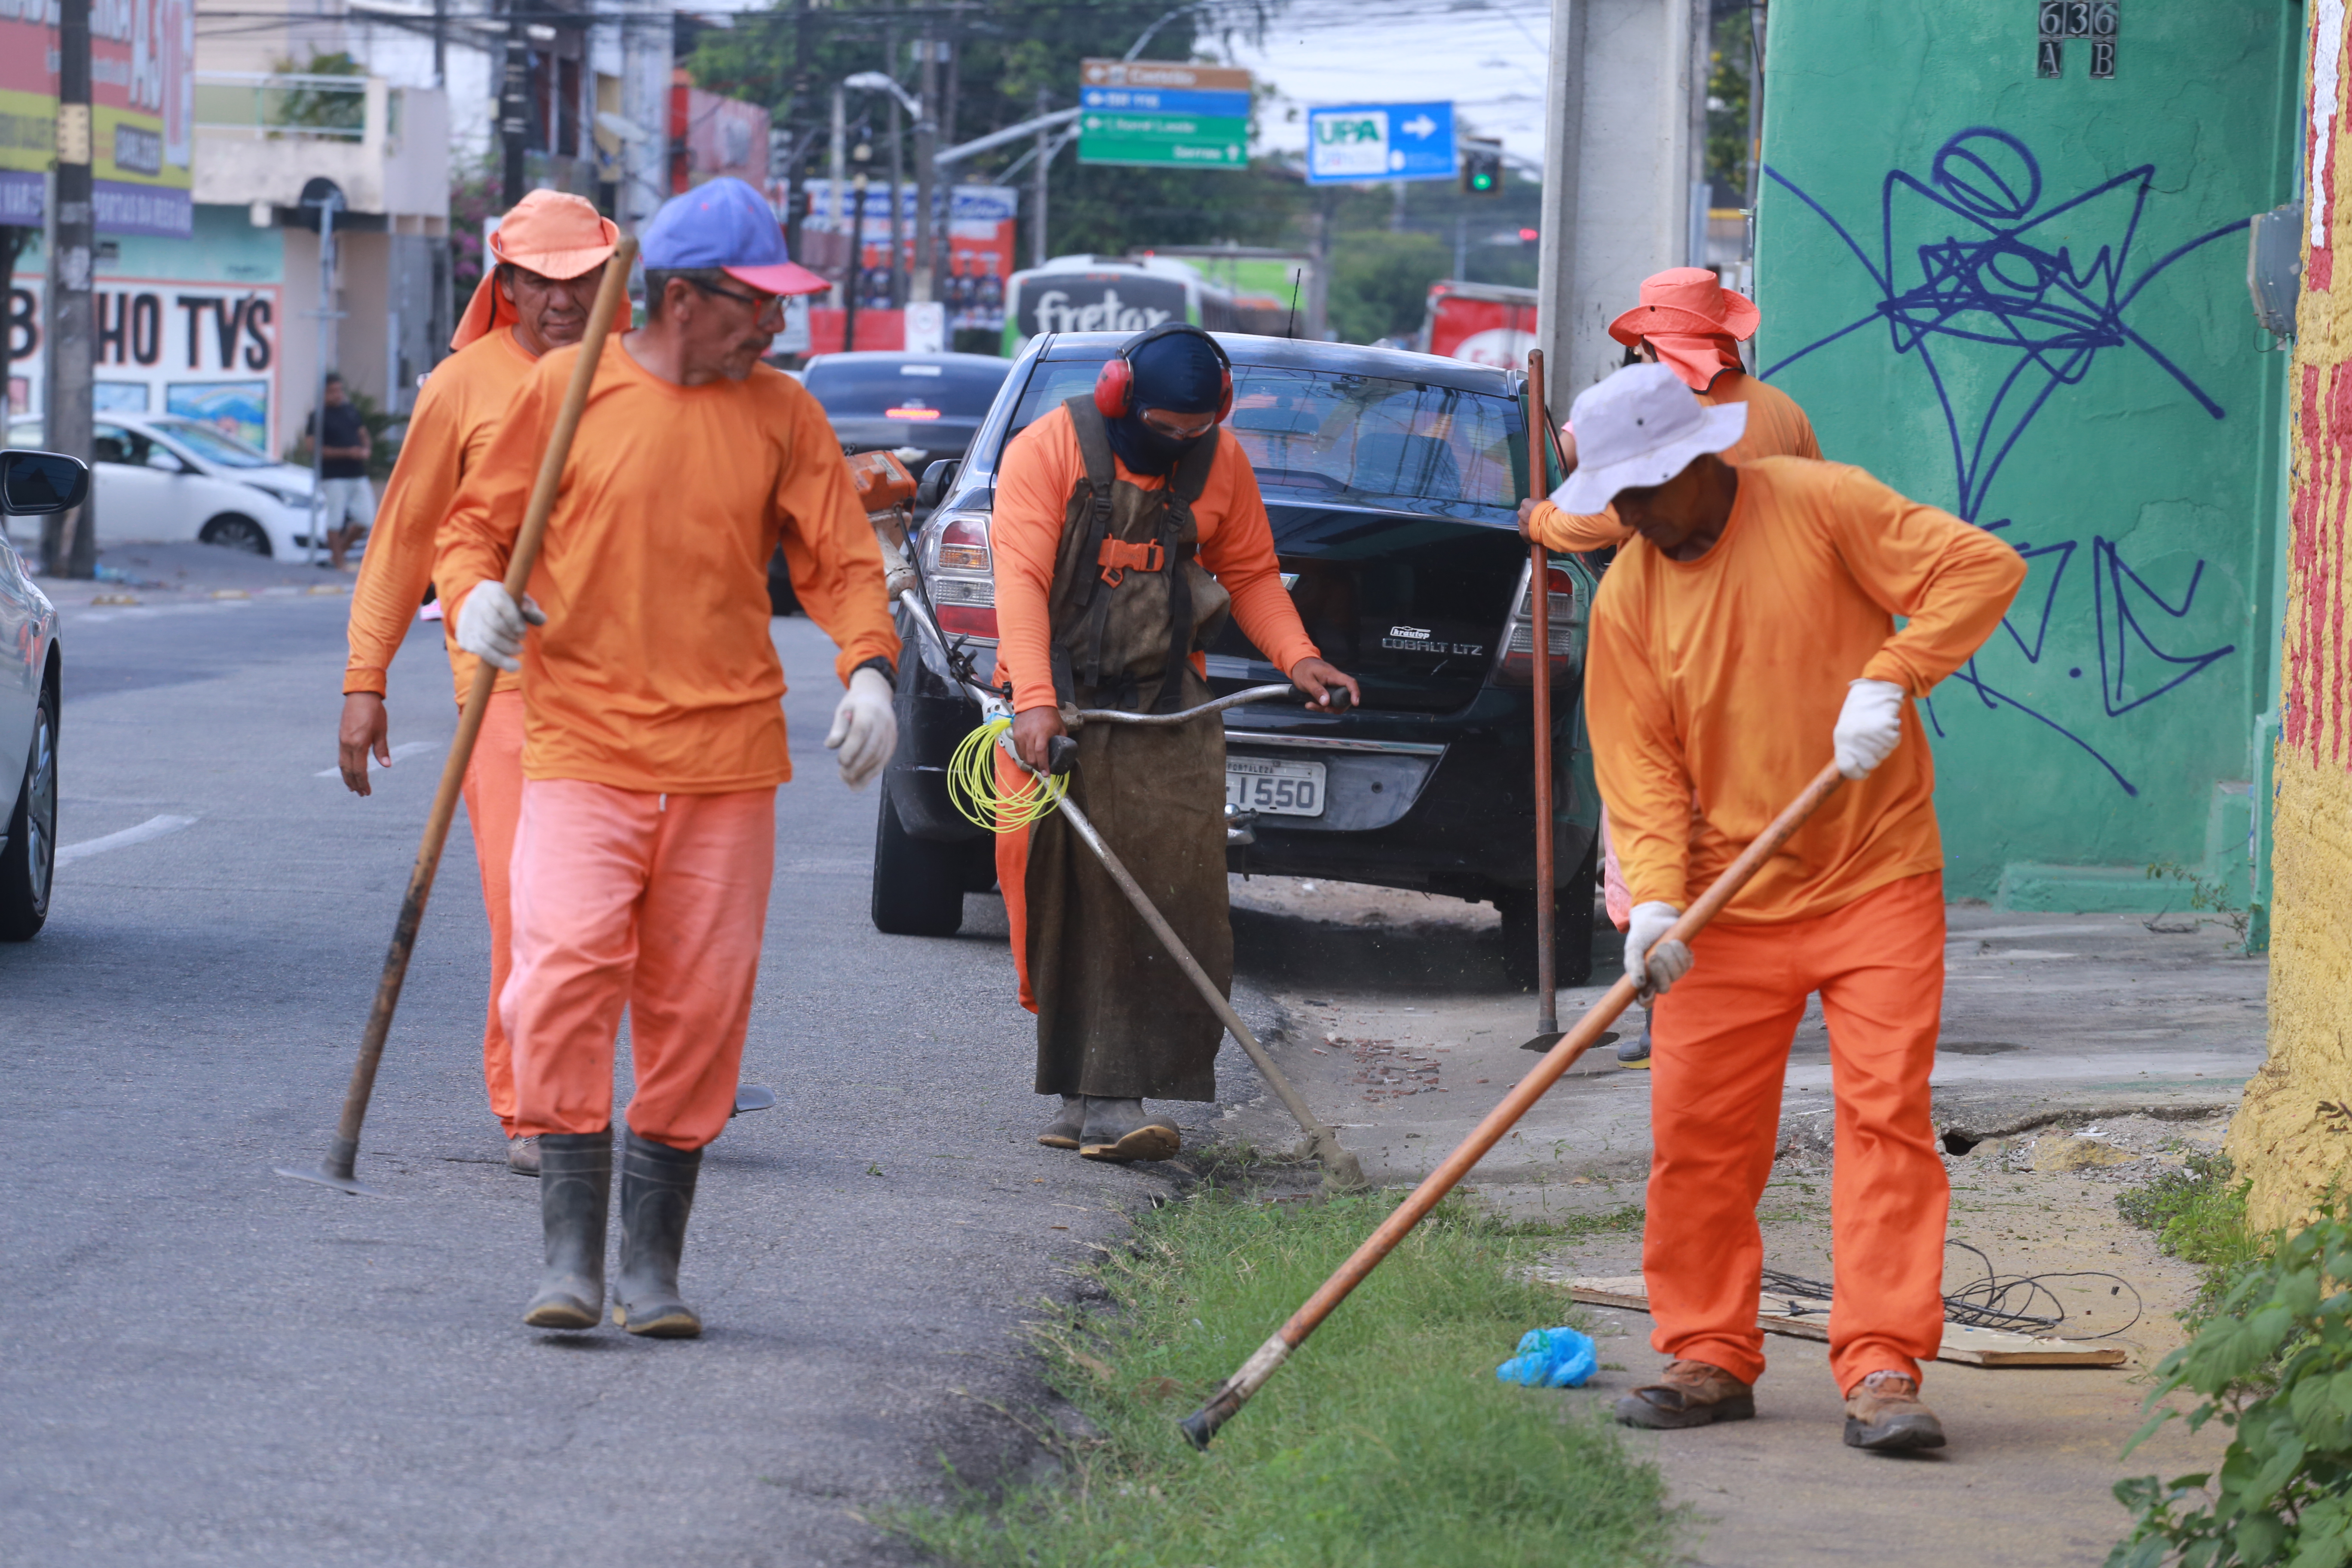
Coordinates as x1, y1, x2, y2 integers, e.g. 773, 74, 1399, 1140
0, 447, 90, 939
5, 413, 325, 559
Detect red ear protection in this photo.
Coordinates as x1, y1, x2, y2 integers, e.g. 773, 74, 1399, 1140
1093, 323, 1233, 422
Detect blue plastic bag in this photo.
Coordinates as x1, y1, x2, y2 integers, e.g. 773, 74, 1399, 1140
1496, 1325, 1597, 1389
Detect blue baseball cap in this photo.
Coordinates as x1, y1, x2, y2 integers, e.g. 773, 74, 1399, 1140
641, 177, 830, 296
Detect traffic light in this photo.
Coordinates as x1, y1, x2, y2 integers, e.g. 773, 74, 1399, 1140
1461, 138, 1503, 196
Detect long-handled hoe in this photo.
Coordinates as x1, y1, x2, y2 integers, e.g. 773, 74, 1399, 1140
276, 236, 640, 1197
1177, 760, 1846, 1448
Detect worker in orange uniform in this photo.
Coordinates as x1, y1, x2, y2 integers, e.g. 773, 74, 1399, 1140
1517, 267, 1821, 1069
337, 190, 619, 1177
1567, 363, 2023, 1452
439, 177, 898, 1338
992, 325, 1359, 1162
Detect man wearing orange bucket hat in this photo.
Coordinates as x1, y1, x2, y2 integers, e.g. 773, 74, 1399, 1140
1518, 268, 1825, 1068
336, 190, 619, 1177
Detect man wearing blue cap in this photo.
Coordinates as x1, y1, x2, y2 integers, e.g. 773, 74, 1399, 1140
439, 177, 902, 1337
989, 323, 1359, 1162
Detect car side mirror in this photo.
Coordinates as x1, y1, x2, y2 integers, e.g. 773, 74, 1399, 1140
917, 458, 959, 510
0, 449, 90, 514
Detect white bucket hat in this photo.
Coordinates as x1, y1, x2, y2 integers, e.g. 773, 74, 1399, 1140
1551, 362, 1748, 513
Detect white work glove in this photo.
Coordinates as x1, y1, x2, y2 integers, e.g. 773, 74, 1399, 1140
454, 580, 543, 673
825, 666, 897, 790
1625, 900, 1693, 998
1832, 678, 1908, 780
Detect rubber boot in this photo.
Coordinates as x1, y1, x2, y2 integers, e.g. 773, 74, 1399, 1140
1079, 1098, 1180, 1162
522, 1131, 610, 1329
1036, 1095, 1084, 1150
612, 1130, 703, 1338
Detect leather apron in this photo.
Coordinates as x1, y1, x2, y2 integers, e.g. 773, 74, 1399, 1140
1026, 396, 1234, 1101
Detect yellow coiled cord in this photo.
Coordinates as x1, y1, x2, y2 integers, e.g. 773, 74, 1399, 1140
947, 716, 1068, 833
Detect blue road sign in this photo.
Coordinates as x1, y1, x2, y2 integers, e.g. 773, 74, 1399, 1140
1305, 101, 1457, 185
1079, 85, 1251, 119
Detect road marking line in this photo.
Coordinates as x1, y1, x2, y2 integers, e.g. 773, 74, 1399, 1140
314, 740, 441, 778
56, 813, 197, 865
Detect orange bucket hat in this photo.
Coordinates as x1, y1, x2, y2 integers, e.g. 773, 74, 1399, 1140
450, 190, 621, 351
1605, 267, 1760, 391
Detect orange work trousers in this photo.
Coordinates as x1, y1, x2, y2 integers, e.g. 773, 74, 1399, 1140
459, 689, 524, 1134
1644, 870, 1948, 1393
501, 778, 775, 1150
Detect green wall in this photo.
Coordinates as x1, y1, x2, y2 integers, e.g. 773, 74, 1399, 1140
1755, 0, 2302, 909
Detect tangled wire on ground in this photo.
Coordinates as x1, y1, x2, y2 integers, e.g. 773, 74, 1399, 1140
1760, 1240, 2144, 1339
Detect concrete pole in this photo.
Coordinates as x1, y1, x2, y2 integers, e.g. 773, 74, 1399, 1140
911, 32, 937, 304
1032, 86, 1048, 269
1532, 0, 1706, 403
46, 0, 94, 579
829, 84, 847, 309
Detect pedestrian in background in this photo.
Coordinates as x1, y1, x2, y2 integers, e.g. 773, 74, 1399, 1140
441, 177, 894, 1338
337, 190, 619, 1177
308, 373, 374, 571
1571, 362, 2023, 1452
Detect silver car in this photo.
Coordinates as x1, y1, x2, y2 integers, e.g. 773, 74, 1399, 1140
0, 447, 90, 938
6, 413, 320, 559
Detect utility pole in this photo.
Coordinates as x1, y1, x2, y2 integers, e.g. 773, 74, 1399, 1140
305, 189, 343, 568
844, 149, 869, 351
786, 0, 813, 262
45, 0, 94, 579
884, 28, 905, 308
499, 9, 530, 205
432, 0, 447, 87
910, 30, 937, 304
1031, 86, 1048, 268
828, 84, 847, 309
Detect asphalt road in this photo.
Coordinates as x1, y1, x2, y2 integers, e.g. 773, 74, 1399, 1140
0, 577, 1276, 1566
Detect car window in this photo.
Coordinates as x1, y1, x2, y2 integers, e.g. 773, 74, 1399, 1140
803, 359, 1008, 419
1002, 358, 1525, 516
92, 425, 151, 466
152, 419, 273, 468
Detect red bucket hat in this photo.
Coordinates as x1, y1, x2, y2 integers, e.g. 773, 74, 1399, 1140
1606, 268, 1760, 390
450, 190, 621, 351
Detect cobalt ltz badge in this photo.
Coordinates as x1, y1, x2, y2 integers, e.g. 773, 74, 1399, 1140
2037, 0, 2117, 78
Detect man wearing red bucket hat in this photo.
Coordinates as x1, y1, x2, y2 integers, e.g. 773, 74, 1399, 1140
439, 177, 899, 1338
1519, 268, 1819, 557
337, 190, 618, 1176
1519, 268, 1825, 1068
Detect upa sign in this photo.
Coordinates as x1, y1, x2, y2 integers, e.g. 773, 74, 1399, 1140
1305, 101, 1456, 185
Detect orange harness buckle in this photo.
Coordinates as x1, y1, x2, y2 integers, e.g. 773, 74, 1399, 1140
1097, 537, 1165, 585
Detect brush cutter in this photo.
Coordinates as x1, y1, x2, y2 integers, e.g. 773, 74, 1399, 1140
276, 237, 639, 1197
1176, 760, 1847, 1449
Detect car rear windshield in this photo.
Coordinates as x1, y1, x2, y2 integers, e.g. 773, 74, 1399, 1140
804, 359, 1007, 418
1001, 358, 1523, 517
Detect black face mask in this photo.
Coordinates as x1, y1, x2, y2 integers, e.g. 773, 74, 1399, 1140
1106, 410, 1205, 478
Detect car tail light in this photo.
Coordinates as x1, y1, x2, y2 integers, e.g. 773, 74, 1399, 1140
1492, 561, 1578, 686
925, 510, 997, 643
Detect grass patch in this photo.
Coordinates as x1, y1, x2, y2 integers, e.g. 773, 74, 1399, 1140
2115, 1152, 2264, 1323
893, 1188, 1679, 1568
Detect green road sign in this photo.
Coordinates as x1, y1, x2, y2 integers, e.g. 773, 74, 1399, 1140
1078, 59, 1253, 168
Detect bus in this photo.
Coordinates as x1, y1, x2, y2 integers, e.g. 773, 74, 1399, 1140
1000, 254, 1254, 356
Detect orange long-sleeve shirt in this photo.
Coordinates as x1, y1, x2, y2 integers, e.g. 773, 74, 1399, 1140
343, 328, 536, 702
992, 404, 1319, 714
437, 337, 901, 794
1529, 372, 1820, 554
1587, 456, 2024, 925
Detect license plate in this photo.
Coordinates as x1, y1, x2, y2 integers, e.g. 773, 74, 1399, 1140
1225, 756, 1326, 817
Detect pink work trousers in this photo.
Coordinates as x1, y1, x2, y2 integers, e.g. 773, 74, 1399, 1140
459, 689, 524, 1134
1643, 870, 1949, 1394
502, 778, 776, 1150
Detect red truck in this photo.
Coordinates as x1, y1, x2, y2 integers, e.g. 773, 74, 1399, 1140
1418, 279, 1538, 368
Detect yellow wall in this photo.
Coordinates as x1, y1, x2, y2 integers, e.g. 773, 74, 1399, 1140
2230, 4, 2352, 1226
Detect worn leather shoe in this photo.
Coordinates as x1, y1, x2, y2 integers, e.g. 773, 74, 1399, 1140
507, 1134, 541, 1177
1036, 1095, 1084, 1150
1613, 1359, 1756, 1429
1844, 1370, 1946, 1451
1078, 1097, 1180, 1162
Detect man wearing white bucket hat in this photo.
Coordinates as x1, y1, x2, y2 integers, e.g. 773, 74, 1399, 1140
1572, 363, 2023, 1452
